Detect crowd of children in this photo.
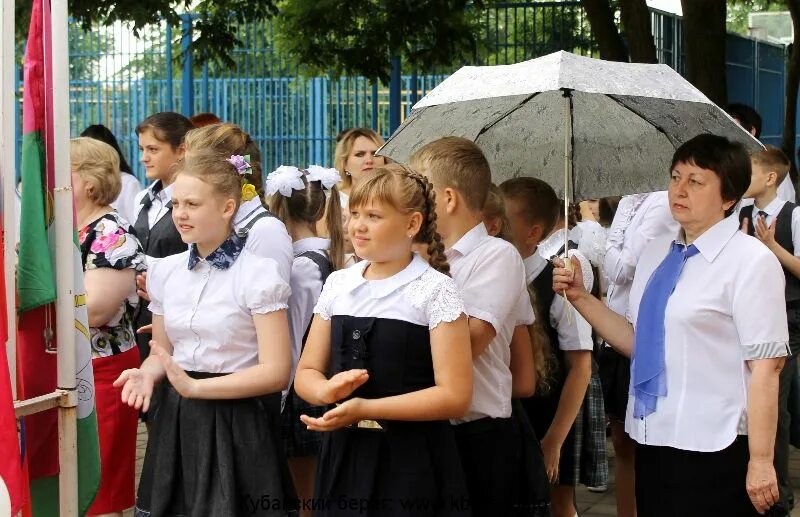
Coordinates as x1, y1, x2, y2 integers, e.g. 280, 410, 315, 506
58, 102, 800, 517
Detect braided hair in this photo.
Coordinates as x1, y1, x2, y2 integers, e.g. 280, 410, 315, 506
348, 163, 450, 276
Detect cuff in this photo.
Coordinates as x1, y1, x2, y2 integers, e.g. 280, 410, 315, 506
741, 341, 791, 361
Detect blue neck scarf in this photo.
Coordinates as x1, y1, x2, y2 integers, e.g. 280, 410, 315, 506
632, 241, 699, 418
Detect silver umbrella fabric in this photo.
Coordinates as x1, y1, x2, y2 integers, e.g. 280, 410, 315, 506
379, 51, 763, 200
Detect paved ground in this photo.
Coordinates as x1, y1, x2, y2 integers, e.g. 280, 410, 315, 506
125, 423, 800, 516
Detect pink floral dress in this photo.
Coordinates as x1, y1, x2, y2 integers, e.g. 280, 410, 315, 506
79, 211, 144, 358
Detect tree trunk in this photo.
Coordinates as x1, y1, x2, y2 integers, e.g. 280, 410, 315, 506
783, 0, 800, 184
680, 0, 728, 106
580, 0, 629, 62
619, 0, 658, 63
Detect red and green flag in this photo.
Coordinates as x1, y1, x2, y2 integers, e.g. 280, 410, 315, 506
17, 0, 101, 515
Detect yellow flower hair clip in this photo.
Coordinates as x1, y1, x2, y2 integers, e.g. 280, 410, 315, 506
241, 183, 258, 202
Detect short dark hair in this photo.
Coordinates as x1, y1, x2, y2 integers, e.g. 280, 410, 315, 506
80, 124, 134, 175
135, 112, 195, 150
725, 103, 762, 139
670, 134, 751, 217
499, 177, 560, 236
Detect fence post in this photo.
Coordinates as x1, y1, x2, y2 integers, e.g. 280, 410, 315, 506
389, 55, 401, 134
181, 14, 194, 117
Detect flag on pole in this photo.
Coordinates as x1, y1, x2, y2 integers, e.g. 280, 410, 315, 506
17, 0, 101, 514
0, 225, 23, 517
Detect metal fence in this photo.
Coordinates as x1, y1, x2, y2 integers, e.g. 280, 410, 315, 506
13, 1, 791, 180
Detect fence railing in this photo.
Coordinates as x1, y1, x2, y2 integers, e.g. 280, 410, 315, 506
12, 1, 790, 180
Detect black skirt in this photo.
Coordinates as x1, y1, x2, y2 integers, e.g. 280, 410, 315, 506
598, 344, 630, 422
281, 385, 326, 458
135, 372, 297, 516
313, 316, 469, 516
635, 436, 761, 517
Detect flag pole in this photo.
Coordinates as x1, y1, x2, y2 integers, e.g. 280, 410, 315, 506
0, 0, 16, 400
49, 0, 78, 515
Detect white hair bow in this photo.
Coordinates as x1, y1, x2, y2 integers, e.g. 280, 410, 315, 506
266, 165, 305, 197
306, 165, 341, 190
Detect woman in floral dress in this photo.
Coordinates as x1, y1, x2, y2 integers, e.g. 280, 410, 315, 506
72, 137, 145, 517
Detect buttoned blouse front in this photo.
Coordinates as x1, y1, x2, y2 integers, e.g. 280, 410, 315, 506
625, 215, 789, 451
147, 240, 290, 373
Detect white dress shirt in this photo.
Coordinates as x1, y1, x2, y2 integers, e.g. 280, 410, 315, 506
604, 191, 680, 316
234, 198, 294, 284
778, 175, 797, 204
288, 237, 330, 376
524, 247, 594, 352
148, 247, 290, 373
749, 196, 800, 255
133, 181, 175, 229
445, 223, 535, 423
314, 253, 465, 330
625, 215, 790, 451
111, 173, 143, 226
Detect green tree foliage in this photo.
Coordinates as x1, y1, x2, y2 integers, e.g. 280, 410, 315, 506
276, 0, 490, 83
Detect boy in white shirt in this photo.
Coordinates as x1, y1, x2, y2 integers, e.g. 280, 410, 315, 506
410, 137, 535, 515
740, 146, 800, 513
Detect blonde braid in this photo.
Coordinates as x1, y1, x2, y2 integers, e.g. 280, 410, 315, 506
402, 168, 451, 276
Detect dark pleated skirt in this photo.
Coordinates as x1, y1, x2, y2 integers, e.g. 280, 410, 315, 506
635, 436, 761, 517
314, 420, 469, 516
510, 400, 552, 517
135, 372, 297, 517
281, 385, 326, 458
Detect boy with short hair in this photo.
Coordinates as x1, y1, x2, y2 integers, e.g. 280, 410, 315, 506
740, 145, 800, 514
500, 177, 605, 517
410, 137, 535, 514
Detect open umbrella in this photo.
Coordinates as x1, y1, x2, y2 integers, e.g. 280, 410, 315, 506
379, 50, 763, 201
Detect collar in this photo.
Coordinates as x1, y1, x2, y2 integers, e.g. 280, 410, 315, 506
753, 196, 785, 217
345, 253, 429, 299
187, 232, 245, 270
234, 197, 266, 226
538, 227, 569, 260
293, 237, 331, 256
446, 223, 489, 259
675, 214, 738, 263
141, 180, 175, 204
523, 251, 548, 284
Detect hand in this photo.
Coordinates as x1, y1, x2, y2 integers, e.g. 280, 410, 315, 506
136, 272, 150, 301
746, 458, 779, 514
552, 255, 588, 303
317, 369, 369, 404
754, 215, 778, 249
300, 398, 365, 432
540, 432, 563, 484
741, 217, 751, 235
151, 342, 199, 399
137, 324, 153, 335
113, 367, 155, 412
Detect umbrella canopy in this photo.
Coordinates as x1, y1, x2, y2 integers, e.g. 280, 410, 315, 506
379, 51, 763, 200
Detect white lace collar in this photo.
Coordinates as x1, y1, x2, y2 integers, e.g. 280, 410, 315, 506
343, 253, 429, 300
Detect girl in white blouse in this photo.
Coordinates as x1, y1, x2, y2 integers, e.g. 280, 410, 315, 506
115, 149, 296, 516
266, 163, 344, 517
554, 134, 789, 517
294, 164, 473, 515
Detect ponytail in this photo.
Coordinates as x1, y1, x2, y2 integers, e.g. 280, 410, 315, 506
325, 186, 345, 271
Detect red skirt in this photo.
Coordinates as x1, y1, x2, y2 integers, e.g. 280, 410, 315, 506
87, 347, 140, 515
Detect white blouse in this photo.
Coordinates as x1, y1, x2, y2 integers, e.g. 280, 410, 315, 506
604, 191, 679, 316
314, 253, 465, 330
234, 198, 294, 284
148, 245, 290, 373
625, 215, 789, 452
111, 173, 142, 226
288, 237, 330, 373
445, 224, 535, 423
